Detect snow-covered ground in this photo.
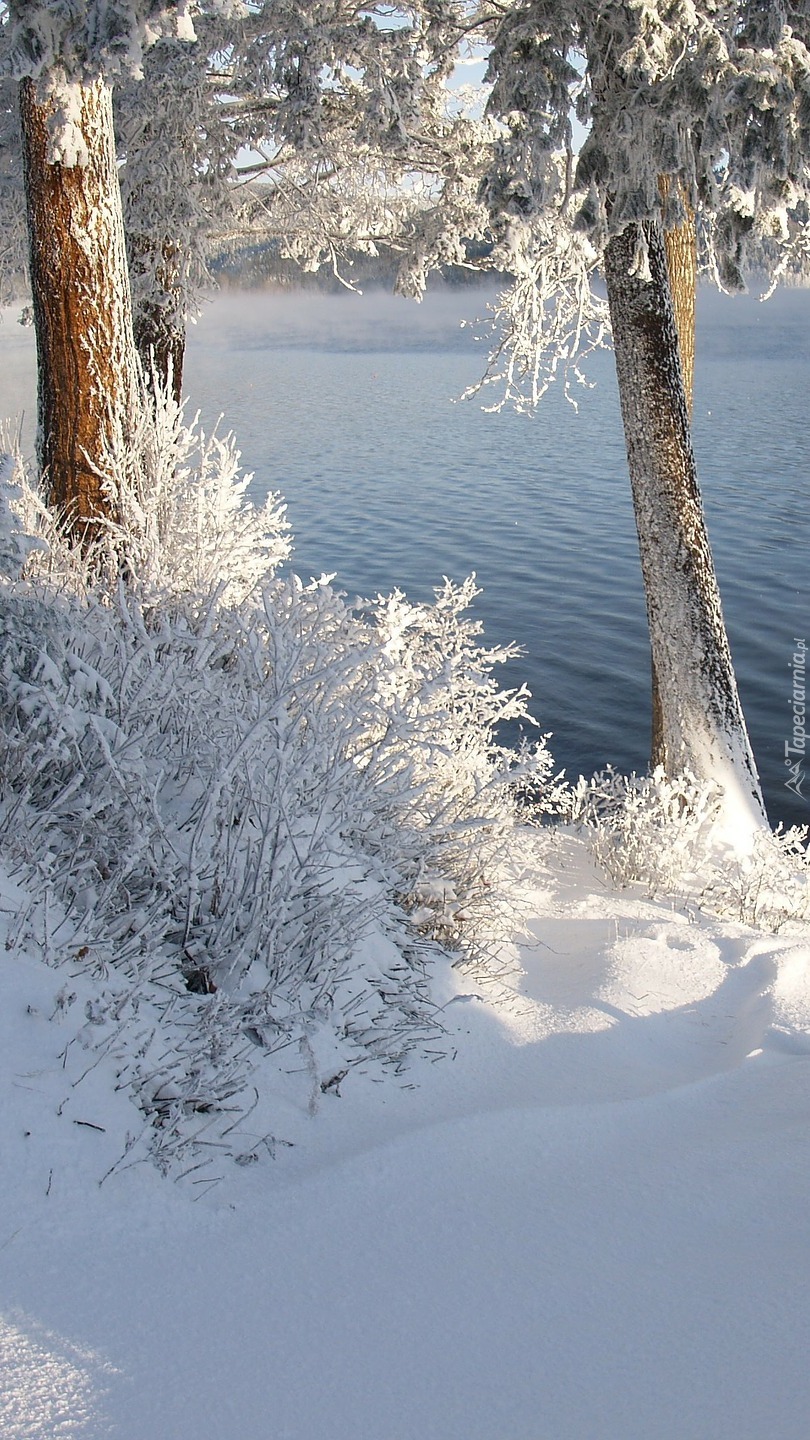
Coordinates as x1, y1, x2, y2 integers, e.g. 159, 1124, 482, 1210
3, 829, 809, 1440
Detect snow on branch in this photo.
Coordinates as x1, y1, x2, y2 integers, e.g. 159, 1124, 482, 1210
463, 217, 611, 413
3, 2, 206, 82
475, 1, 810, 341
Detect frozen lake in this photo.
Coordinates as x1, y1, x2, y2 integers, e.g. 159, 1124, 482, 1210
2, 284, 808, 827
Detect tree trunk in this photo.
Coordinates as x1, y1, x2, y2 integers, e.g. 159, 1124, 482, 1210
130, 236, 186, 404
604, 219, 765, 840
651, 178, 698, 763
660, 176, 696, 415
19, 73, 140, 535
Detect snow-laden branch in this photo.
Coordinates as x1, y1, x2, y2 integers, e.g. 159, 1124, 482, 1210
462, 214, 610, 412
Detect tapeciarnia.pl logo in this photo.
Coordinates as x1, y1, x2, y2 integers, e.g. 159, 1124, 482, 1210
785, 637, 807, 800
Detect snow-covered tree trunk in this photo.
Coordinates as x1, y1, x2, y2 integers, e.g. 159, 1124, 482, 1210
604, 218, 765, 841
19, 73, 140, 533
653, 181, 698, 764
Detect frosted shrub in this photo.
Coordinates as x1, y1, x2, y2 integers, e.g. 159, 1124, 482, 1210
570, 766, 722, 893
354, 579, 561, 954
0, 397, 559, 1174
0, 445, 39, 581
572, 766, 810, 931
699, 825, 810, 933
15, 380, 291, 608
97, 382, 291, 607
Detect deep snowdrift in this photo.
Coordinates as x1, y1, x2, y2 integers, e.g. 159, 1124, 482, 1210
3, 830, 810, 1440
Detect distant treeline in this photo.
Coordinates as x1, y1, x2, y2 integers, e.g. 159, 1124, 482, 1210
209, 234, 810, 297
209, 238, 495, 293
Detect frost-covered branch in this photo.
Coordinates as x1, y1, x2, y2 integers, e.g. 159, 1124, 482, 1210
462, 215, 610, 412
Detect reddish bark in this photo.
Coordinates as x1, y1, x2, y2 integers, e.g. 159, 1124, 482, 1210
20, 75, 140, 536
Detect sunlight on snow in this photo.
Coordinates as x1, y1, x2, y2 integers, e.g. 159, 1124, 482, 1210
469, 955, 618, 1047
0, 1312, 118, 1439
490, 993, 618, 1046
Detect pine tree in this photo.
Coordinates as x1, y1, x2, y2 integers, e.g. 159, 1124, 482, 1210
472, 0, 810, 840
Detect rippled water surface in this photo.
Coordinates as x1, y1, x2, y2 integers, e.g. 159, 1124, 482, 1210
2, 284, 808, 827
183, 285, 810, 828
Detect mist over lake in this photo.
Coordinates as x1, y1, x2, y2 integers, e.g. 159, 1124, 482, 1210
2, 283, 808, 826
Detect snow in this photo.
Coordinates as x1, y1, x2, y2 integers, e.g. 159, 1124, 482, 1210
3, 830, 810, 1440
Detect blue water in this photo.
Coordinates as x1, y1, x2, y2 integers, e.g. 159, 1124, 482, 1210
5, 284, 806, 828
182, 286, 810, 828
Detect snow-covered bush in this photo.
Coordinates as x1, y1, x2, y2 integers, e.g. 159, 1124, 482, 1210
699, 825, 810, 933
570, 766, 722, 894
14, 378, 291, 610
572, 765, 810, 932
0, 444, 39, 581
0, 396, 560, 1175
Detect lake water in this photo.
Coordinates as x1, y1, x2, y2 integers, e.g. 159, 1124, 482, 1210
2, 284, 808, 828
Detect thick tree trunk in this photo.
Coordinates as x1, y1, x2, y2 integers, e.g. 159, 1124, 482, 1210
19, 73, 140, 534
604, 219, 765, 840
130, 236, 186, 404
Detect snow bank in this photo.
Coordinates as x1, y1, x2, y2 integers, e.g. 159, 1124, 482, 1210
2, 831, 810, 1440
